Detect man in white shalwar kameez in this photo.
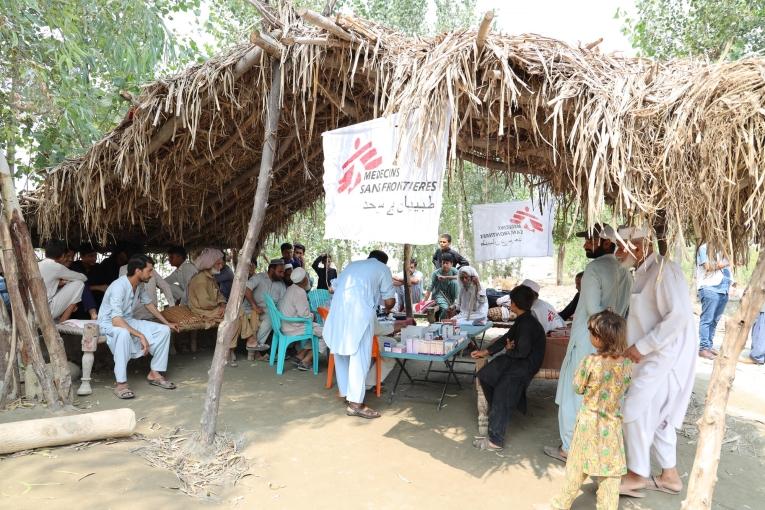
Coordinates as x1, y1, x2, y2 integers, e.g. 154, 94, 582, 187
324, 250, 395, 419
615, 227, 697, 497
545, 224, 632, 462
99, 255, 179, 399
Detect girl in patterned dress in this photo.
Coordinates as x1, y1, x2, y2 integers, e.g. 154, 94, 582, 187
549, 310, 632, 510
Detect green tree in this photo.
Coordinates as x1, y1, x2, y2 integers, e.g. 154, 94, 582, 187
619, 0, 765, 60
0, 0, 189, 178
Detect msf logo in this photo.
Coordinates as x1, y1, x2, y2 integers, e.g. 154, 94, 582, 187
337, 137, 382, 194
511, 206, 544, 233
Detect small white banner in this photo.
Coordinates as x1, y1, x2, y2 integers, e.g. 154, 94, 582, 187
322, 114, 448, 245
472, 200, 555, 261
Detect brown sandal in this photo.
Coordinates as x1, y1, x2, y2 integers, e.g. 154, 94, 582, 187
345, 404, 381, 419
114, 386, 135, 399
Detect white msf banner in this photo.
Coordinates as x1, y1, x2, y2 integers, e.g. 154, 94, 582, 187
472, 200, 555, 261
322, 114, 448, 245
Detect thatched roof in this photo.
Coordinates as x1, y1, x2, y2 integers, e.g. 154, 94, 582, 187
28, 3, 765, 260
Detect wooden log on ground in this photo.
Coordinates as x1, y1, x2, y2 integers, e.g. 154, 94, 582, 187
682, 252, 765, 509
0, 408, 136, 454
199, 59, 283, 446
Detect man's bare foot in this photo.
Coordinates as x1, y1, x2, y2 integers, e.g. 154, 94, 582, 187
651, 468, 683, 493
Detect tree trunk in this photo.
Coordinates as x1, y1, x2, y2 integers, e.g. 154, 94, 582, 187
199, 60, 283, 446
0, 150, 72, 403
0, 291, 14, 406
556, 242, 566, 285
0, 215, 61, 409
457, 191, 466, 254
403, 244, 413, 317
682, 251, 765, 510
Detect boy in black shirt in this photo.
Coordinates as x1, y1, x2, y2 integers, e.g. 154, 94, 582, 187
471, 285, 547, 450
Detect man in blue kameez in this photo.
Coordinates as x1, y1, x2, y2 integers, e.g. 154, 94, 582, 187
544, 224, 632, 462
99, 254, 179, 399
324, 250, 395, 419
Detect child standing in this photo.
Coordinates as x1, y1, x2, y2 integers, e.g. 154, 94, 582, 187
549, 310, 632, 510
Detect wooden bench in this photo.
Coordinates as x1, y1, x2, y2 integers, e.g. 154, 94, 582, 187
57, 306, 221, 396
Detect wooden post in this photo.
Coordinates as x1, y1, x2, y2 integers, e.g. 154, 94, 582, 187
0, 149, 72, 403
476, 11, 494, 51
682, 252, 765, 509
0, 285, 16, 407
556, 243, 566, 286
403, 244, 413, 318
199, 60, 283, 446
0, 215, 61, 408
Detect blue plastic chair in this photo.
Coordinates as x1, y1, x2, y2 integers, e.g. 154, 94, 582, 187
307, 289, 331, 325
264, 294, 320, 375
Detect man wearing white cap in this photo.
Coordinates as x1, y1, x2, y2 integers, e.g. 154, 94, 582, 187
614, 226, 697, 497
545, 223, 632, 463
519, 279, 565, 334
245, 258, 287, 359
278, 267, 324, 371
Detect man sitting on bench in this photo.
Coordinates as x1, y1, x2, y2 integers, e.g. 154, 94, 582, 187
38, 239, 89, 322
98, 254, 179, 399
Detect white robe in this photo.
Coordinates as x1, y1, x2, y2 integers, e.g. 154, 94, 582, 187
324, 259, 396, 356
622, 254, 697, 474
531, 298, 565, 333
555, 253, 632, 451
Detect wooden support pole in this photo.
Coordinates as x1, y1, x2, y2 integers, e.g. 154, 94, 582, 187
0, 149, 71, 404
199, 59, 283, 446
0, 282, 16, 407
249, 30, 285, 58
0, 215, 60, 408
476, 11, 494, 51
0, 408, 136, 454
403, 244, 413, 318
297, 8, 357, 42
682, 251, 765, 510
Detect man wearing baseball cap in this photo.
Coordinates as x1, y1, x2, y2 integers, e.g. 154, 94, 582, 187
545, 223, 632, 463
612, 226, 697, 497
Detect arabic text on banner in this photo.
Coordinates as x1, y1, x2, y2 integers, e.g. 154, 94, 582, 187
322, 114, 449, 245
472, 200, 555, 261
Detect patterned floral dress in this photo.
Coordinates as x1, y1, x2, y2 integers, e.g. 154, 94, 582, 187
568, 354, 633, 476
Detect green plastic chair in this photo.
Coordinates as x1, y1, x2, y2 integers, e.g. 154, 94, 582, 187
307, 289, 331, 325
264, 294, 319, 375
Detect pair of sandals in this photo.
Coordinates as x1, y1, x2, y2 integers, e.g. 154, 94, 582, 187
113, 378, 176, 399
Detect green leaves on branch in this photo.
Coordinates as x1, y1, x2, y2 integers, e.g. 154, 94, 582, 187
619, 0, 765, 60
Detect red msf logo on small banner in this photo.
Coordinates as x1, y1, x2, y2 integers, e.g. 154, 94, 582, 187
511, 206, 545, 233
337, 137, 382, 194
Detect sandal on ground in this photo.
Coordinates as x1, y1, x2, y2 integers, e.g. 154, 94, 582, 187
296, 362, 309, 371
618, 487, 646, 498
113, 386, 135, 399
472, 437, 503, 451
148, 378, 177, 389
345, 404, 381, 419
644, 475, 681, 495
543, 445, 567, 463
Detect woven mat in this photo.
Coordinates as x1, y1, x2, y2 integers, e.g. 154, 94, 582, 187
161, 305, 220, 332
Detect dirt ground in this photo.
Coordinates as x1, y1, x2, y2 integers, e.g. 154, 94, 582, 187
2, 289, 765, 510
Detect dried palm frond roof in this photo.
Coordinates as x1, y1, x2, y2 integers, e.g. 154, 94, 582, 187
27, 2, 765, 260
